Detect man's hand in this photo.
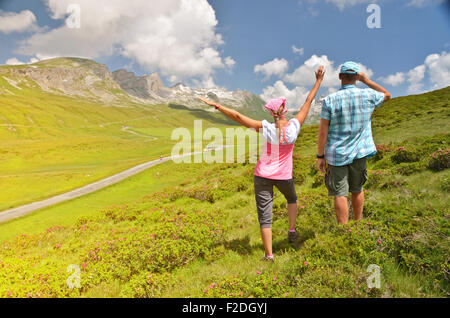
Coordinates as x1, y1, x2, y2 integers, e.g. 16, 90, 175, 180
198, 97, 219, 108
317, 158, 326, 173
357, 72, 368, 84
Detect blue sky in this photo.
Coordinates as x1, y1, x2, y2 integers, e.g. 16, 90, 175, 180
0, 0, 449, 106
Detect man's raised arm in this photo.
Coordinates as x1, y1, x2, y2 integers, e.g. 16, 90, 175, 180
358, 72, 391, 102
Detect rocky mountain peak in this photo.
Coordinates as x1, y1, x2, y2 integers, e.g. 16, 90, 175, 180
112, 69, 168, 99
143, 72, 164, 92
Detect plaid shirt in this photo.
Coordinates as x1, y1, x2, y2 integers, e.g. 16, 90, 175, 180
321, 84, 385, 166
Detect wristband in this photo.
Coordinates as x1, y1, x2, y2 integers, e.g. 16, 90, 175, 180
215, 104, 221, 110
317, 154, 325, 159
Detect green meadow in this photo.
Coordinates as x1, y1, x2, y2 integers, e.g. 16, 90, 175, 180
0, 80, 448, 297
0, 69, 243, 211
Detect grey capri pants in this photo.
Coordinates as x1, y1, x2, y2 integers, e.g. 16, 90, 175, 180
254, 175, 298, 228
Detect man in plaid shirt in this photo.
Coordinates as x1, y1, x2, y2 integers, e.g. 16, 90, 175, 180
317, 61, 391, 224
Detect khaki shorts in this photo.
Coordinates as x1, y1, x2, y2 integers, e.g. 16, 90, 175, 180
325, 157, 368, 197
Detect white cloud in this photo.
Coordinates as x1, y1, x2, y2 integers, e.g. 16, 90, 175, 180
407, 0, 445, 7
379, 72, 406, 86
380, 51, 449, 94
18, 0, 232, 87
292, 45, 304, 56
224, 56, 236, 69
260, 55, 377, 110
284, 54, 373, 88
0, 10, 38, 34
5, 56, 39, 65
254, 58, 289, 80
406, 64, 426, 93
284, 55, 337, 87
304, 0, 444, 11
5, 58, 25, 65
425, 51, 450, 90
258, 54, 374, 110
325, 0, 372, 10
260, 80, 309, 110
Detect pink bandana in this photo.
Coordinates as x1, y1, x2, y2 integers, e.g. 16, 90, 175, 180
264, 98, 287, 118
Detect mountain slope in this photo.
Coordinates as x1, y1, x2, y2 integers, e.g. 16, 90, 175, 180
0, 57, 129, 104
0, 87, 448, 298
0, 57, 264, 211
371, 86, 450, 143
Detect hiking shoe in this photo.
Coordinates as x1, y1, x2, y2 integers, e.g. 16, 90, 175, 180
262, 255, 274, 262
288, 230, 299, 243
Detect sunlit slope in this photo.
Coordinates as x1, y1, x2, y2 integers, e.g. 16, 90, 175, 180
371, 86, 450, 143
0, 60, 238, 211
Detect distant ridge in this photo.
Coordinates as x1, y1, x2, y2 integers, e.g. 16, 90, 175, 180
0, 57, 268, 119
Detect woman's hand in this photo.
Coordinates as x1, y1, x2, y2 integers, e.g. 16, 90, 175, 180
315, 65, 326, 81
198, 97, 220, 108
198, 96, 262, 130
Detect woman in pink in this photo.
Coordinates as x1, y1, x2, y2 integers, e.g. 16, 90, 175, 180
199, 66, 325, 260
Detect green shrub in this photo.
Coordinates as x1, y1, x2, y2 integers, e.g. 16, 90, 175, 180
365, 170, 385, 189
380, 177, 407, 190
312, 173, 324, 188
428, 149, 450, 171
395, 162, 424, 176
200, 273, 289, 298
101, 205, 137, 222
373, 144, 392, 161
120, 272, 175, 298
391, 147, 420, 164
292, 153, 311, 185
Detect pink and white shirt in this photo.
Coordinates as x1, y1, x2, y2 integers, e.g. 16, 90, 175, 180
254, 118, 301, 180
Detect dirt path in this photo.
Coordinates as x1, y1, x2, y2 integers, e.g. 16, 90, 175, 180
0, 150, 207, 224
121, 126, 158, 140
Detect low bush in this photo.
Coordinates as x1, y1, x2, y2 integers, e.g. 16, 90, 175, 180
365, 170, 385, 189
395, 162, 425, 176
312, 173, 324, 188
199, 273, 289, 298
373, 144, 392, 161
391, 147, 420, 164
428, 149, 450, 171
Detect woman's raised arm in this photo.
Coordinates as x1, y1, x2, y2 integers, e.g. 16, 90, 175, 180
295, 66, 325, 125
198, 97, 263, 132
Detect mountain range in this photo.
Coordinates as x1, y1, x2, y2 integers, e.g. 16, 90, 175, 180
0, 57, 272, 119
0, 57, 330, 123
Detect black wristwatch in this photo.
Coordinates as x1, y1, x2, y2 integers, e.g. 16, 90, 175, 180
317, 154, 325, 159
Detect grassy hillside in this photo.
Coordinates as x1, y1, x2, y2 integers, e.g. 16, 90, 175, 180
0, 60, 245, 211
0, 87, 448, 298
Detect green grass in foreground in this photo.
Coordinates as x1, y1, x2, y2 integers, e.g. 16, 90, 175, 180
0, 126, 448, 298
0, 87, 448, 298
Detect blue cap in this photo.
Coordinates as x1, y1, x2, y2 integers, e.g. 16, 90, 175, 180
340, 61, 360, 74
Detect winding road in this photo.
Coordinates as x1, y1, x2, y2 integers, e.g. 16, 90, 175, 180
0, 150, 208, 224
